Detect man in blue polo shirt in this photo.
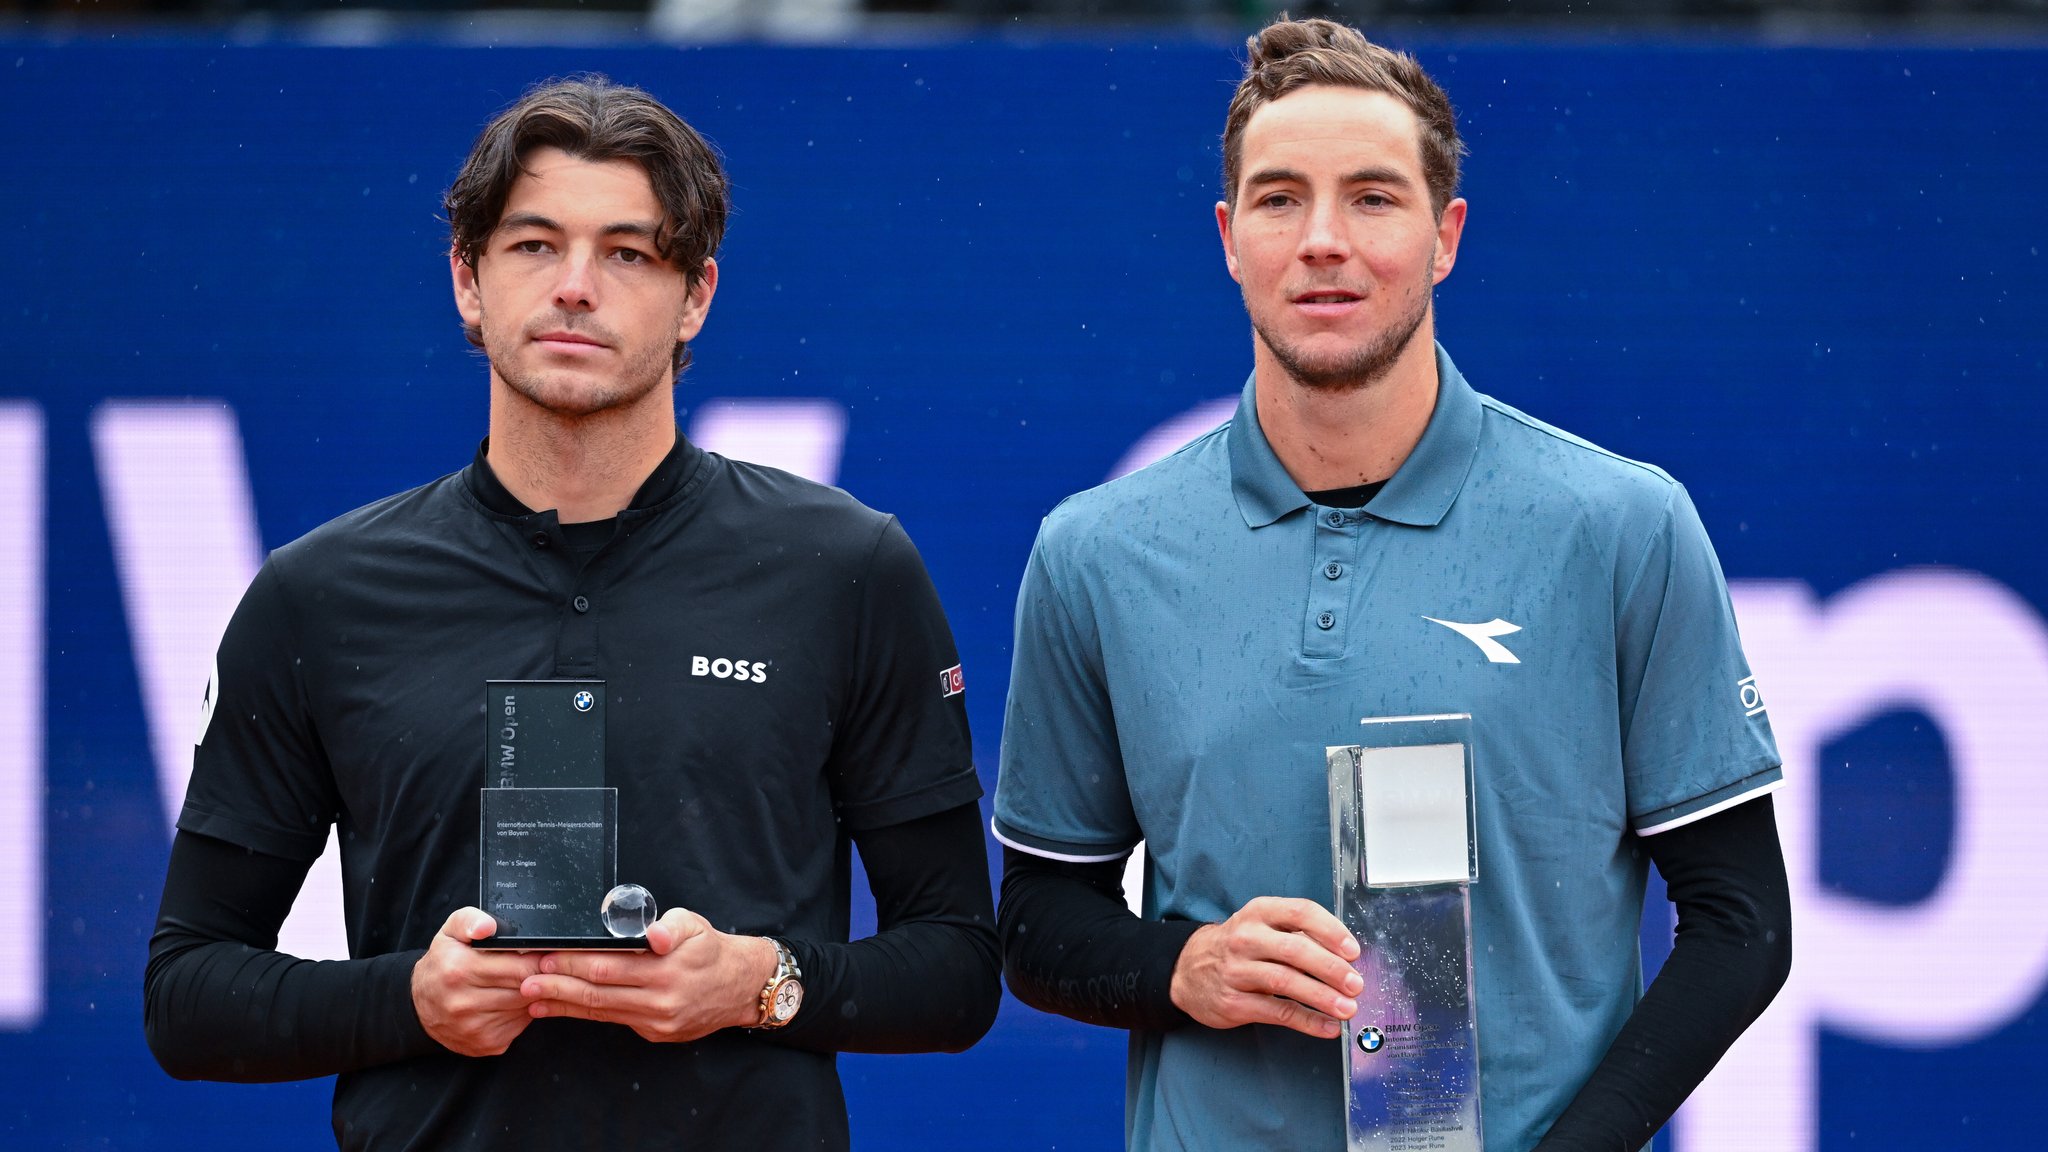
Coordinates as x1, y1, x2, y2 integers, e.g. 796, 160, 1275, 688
993, 17, 1790, 1152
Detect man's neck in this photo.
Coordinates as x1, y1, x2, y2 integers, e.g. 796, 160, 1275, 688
1252, 329, 1440, 492
484, 376, 677, 524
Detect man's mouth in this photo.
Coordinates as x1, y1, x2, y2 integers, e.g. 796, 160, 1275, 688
1293, 291, 1363, 305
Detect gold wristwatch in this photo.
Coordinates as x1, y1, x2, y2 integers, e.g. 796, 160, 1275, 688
752, 938, 804, 1030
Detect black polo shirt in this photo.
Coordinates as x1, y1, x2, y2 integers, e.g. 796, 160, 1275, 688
178, 432, 981, 1149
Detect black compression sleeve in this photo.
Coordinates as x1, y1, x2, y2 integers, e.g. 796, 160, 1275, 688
769, 801, 1000, 1054
998, 847, 1203, 1032
143, 830, 437, 1082
1535, 795, 1792, 1151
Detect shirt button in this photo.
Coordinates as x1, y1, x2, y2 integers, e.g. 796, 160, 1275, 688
1325, 510, 1345, 527
1324, 561, 1343, 580
1317, 611, 1335, 630
531, 532, 550, 549
573, 596, 590, 613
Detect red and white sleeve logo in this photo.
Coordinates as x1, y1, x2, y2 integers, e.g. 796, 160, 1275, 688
939, 664, 965, 698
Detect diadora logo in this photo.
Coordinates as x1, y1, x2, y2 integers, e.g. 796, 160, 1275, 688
940, 664, 964, 698
1423, 616, 1523, 664
690, 656, 769, 684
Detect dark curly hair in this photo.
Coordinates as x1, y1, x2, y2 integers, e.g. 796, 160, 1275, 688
444, 75, 729, 374
1222, 18, 1464, 218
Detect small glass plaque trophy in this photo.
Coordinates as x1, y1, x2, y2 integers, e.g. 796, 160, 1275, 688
1327, 714, 1482, 1152
475, 680, 656, 951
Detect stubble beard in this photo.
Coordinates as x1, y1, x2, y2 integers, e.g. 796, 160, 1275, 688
1251, 283, 1431, 395
487, 310, 675, 420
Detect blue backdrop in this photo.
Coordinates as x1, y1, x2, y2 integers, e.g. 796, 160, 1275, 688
3, 30, 2045, 1150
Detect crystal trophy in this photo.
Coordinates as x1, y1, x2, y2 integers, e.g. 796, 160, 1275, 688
1327, 714, 1482, 1152
474, 680, 655, 950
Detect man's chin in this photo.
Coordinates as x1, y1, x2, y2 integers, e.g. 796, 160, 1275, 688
1275, 348, 1403, 393
499, 373, 660, 420
1258, 320, 1426, 393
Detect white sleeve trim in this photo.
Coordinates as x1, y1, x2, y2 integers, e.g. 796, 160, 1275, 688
989, 816, 1133, 864
1636, 777, 1785, 837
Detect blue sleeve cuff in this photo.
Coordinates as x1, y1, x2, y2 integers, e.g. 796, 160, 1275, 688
990, 815, 1135, 863
1634, 766, 1784, 836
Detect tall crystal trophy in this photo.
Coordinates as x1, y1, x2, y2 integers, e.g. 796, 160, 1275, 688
1327, 714, 1482, 1152
475, 680, 656, 950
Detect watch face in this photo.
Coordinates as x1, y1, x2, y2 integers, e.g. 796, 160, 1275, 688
772, 980, 803, 1022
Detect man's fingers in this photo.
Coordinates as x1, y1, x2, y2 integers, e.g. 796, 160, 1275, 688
538, 951, 617, 983
1258, 927, 1365, 999
1244, 896, 1357, 960
538, 950, 662, 986
521, 974, 614, 1010
1207, 980, 1344, 1038
521, 975, 664, 1025
1257, 994, 1345, 1040
1229, 957, 1358, 1021
1220, 915, 1363, 1002
452, 987, 538, 1014
437, 906, 497, 943
645, 907, 706, 957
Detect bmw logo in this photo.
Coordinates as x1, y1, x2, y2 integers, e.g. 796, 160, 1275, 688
1356, 1026, 1385, 1054
573, 690, 595, 713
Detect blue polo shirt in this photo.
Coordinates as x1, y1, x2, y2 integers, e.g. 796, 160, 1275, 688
994, 345, 1781, 1152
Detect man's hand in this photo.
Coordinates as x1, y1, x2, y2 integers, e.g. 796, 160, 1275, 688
1169, 896, 1364, 1039
411, 909, 545, 1057
518, 908, 779, 1044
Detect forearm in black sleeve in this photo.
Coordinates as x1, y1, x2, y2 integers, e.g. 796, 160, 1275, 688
144, 830, 437, 1082
1535, 795, 1793, 1151
768, 801, 1001, 1054
998, 847, 1204, 1032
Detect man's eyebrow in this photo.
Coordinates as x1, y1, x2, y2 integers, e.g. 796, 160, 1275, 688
495, 215, 661, 240
497, 212, 560, 233
1344, 166, 1415, 188
1243, 166, 1307, 189
1242, 165, 1416, 190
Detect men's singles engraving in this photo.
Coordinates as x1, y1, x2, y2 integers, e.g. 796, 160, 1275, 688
480, 787, 615, 936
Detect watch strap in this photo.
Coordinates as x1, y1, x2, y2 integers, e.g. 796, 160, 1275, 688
751, 938, 803, 1030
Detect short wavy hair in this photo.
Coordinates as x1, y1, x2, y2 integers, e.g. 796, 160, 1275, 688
444, 75, 729, 374
1222, 18, 1465, 219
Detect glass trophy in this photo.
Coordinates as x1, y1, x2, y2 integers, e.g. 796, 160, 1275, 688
1327, 714, 1482, 1152
474, 680, 656, 950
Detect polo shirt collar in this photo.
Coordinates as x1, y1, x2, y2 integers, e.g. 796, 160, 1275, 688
1228, 342, 1484, 530
464, 426, 707, 520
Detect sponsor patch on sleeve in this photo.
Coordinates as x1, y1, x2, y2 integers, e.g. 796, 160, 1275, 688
1738, 674, 1766, 718
195, 654, 219, 747
939, 664, 964, 699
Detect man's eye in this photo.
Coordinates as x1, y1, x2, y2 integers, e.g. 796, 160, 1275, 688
616, 248, 648, 264
1360, 193, 1390, 208
513, 240, 549, 254
1260, 194, 1296, 209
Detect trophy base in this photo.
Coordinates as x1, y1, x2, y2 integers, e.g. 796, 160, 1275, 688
472, 936, 652, 952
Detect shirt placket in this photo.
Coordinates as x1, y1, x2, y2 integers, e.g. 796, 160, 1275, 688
1305, 505, 1358, 660
522, 521, 604, 678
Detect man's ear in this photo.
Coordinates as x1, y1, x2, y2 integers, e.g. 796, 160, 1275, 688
1431, 198, 1467, 286
676, 257, 720, 344
1215, 201, 1244, 285
451, 249, 484, 330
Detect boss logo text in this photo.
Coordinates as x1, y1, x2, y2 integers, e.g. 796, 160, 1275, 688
692, 656, 768, 683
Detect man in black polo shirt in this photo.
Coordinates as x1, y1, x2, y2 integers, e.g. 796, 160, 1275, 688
144, 76, 999, 1150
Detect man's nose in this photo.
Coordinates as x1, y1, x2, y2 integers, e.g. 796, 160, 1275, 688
553, 250, 599, 311
1299, 201, 1352, 264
